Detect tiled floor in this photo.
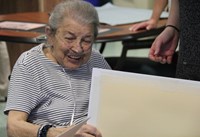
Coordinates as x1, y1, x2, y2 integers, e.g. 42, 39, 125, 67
97, 42, 149, 58
0, 97, 7, 137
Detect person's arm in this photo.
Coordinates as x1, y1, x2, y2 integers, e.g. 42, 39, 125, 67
129, 0, 168, 31
7, 110, 102, 137
150, 0, 168, 25
149, 0, 179, 64
7, 110, 69, 137
7, 111, 39, 137
165, 0, 179, 28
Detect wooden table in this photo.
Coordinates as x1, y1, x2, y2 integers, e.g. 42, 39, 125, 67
0, 12, 167, 69
0, 12, 166, 43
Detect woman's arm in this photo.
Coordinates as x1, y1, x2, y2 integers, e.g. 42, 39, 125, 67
7, 111, 68, 137
7, 110, 102, 137
7, 111, 40, 137
129, 0, 168, 31
149, 0, 180, 64
166, 0, 179, 27
150, 0, 168, 23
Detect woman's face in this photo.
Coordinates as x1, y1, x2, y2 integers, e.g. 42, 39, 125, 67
48, 18, 95, 70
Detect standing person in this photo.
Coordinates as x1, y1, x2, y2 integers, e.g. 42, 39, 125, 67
149, 0, 200, 81
129, 0, 169, 31
4, 0, 110, 137
0, 42, 10, 101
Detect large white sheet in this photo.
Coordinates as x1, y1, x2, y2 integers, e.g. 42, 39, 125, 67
88, 68, 200, 137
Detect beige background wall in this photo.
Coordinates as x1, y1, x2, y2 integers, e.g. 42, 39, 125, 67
113, 0, 154, 9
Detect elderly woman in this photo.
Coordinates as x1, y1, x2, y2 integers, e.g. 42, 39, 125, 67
4, 0, 110, 137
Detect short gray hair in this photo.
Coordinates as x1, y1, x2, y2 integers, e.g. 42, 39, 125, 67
48, 0, 99, 37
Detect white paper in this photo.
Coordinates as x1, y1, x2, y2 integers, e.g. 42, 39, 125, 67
88, 68, 200, 137
98, 28, 110, 33
96, 3, 168, 25
57, 117, 90, 137
0, 21, 46, 30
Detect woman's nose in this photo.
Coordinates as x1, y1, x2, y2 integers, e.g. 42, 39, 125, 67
72, 40, 83, 53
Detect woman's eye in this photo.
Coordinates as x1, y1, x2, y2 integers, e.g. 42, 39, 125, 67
83, 38, 92, 44
65, 37, 75, 42
84, 40, 92, 43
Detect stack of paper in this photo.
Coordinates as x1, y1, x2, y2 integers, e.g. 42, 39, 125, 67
96, 3, 168, 25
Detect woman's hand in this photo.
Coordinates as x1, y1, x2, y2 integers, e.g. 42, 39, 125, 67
129, 19, 158, 31
149, 26, 179, 64
75, 124, 102, 137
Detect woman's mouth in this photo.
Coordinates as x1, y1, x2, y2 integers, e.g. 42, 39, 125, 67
67, 55, 82, 60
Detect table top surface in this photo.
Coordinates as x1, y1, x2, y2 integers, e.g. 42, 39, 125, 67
0, 12, 167, 44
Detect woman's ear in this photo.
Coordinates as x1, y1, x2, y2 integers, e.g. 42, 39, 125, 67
45, 26, 54, 46
45, 26, 52, 36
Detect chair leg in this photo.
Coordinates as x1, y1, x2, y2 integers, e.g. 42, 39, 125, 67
99, 42, 106, 54
114, 45, 128, 70
0, 96, 7, 102
114, 38, 155, 70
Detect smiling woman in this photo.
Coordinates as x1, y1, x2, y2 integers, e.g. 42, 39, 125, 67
44, 0, 100, 70
45, 18, 95, 69
54, 27, 94, 53
4, 0, 111, 137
